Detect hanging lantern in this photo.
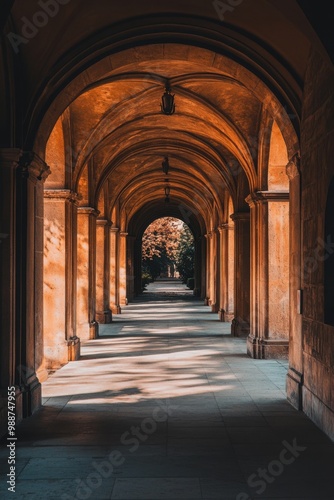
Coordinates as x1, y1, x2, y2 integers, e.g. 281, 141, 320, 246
164, 185, 170, 202
161, 82, 175, 115
162, 156, 169, 175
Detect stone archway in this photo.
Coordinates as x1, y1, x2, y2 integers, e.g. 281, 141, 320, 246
38, 42, 298, 377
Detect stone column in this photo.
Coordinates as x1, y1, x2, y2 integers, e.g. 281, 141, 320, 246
16, 152, 50, 418
127, 235, 136, 302
96, 218, 112, 324
230, 212, 250, 337
247, 191, 289, 358
210, 229, 219, 312
194, 237, 202, 297
110, 227, 121, 313
119, 232, 128, 306
204, 233, 211, 305
44, 189, 80, 371
218, 223, 235, 321
246, 193, 268, 356
285, 154, 303, 409
77, 207, 99, 340
201, 236, 207, 299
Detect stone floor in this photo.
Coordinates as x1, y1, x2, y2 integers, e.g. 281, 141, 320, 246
1, 280, 334, 499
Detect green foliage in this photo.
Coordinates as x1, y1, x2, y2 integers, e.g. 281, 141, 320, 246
141, 271, 152, 290
175, 224, 195, 283
141, 217, 195, 284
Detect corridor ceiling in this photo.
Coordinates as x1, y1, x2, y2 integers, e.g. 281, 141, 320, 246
3, 0, 326, 234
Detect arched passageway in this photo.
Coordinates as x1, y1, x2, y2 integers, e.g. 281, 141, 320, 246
41, 41, 295, 375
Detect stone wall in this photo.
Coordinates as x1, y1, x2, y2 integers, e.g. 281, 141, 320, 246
301, 47, 334, 440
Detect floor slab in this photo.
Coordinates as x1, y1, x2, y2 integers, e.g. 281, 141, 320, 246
1, 281, 334, 499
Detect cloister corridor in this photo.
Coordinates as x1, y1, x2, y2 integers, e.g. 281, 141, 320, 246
1, 280, 334, 500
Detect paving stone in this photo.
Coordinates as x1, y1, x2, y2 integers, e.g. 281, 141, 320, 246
1, 282, 334, 499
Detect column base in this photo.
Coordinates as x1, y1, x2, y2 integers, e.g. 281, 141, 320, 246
90, 321, 98, 339
211, 303, 218, 313
218, 310, 234, 322
111, 304, 122, 314
36, 366, 49, 384
204, 297, 210, 306
247, 335, 289, 359
22, 377, 41, 417
95, 310, 112, 324
286, 367, 303, 410
68, 336, 80, 361
231, 318, 250, 337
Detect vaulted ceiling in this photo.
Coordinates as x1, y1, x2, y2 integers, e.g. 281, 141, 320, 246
3, 0, 327, 234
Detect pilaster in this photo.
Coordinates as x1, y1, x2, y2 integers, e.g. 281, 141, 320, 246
285, 153, 303, 409
15, 152, 51, 420
110, 227, 121, 313
44, 189, 81, 369
217, 223, 234, 322
77, 207, 99, 340
119, 231, 128, 306
96, 218, 112, 324
246, 191, 289, 359
230, 212, 250, 337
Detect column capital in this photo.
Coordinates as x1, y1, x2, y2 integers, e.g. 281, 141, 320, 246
120, 231, 128, 237
96, 218, 111, 226
230, 211, 250, 222
246, 191, 289, 206
44, 189, 81, 203
286, 153, 301, 180
18, 151, 51, 183
218, 223, 233, 232
110, 227, 119, 233
77, 207, 100, 217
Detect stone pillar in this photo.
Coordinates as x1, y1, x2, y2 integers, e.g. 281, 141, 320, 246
96, 218, 112, 324
77, 207, 99, 340
201, 236, 206, 299
194, 237, 202, 297
110, 227, 121, 313
230, 212, 250, 337
246, 191, 289, 358
0, 150, 20, 432
15, 152, 50, 419
44, 189, 80, 371
119, 232, 128, 306
218, 223, 234, 321
210, 229, 219, 312
204, 233, 211, 305
127, 235, 136, 301
285, 154, 303, 409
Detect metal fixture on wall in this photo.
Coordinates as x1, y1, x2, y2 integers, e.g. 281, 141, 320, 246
161, 81, 175, 115
162, 156, 169, 175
